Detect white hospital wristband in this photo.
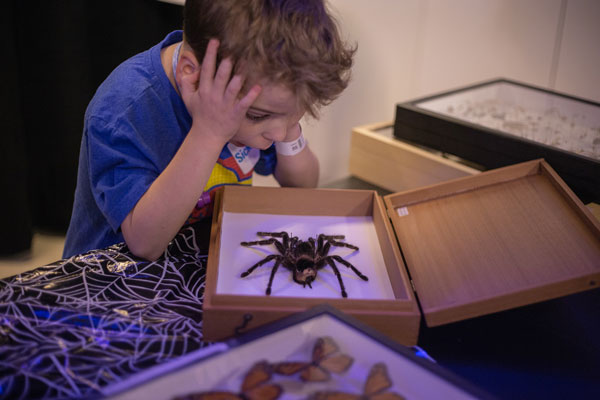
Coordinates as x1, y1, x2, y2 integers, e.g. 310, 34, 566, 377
275, 131, 306, 156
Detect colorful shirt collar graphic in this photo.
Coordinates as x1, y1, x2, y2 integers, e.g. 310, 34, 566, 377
186, 143, 260, 224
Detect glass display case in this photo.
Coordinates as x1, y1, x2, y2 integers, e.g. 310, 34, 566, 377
104, 305, 491, 400
394, 79, 600, 202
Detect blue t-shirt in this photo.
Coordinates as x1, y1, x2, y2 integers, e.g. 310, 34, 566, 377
63, 31, 275, 258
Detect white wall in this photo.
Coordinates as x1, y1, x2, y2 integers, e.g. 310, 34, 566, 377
554, 0, 600, 101
267, 0, 599, 188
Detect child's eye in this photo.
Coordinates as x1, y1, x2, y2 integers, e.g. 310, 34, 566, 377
246, 113, 269, 122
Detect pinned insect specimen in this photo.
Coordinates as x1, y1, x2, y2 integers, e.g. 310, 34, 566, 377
272, 336, 354, 382
173, 360, 282, 400
308, 362, 405, 400
240, 231, 368, 297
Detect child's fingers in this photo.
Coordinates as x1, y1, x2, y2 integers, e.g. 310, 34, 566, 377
213, 57, 234, 95
199, 39, 219, 91
236, 84, 262, 112
224, 74, 244, 104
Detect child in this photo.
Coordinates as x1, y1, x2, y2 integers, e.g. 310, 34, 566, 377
63, 0, 355, 261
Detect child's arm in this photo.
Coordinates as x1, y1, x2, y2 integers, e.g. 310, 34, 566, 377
273, 123, 320, 188
121, 39, 261, 261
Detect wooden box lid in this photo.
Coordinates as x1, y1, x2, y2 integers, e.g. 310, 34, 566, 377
384, 159, 600, 327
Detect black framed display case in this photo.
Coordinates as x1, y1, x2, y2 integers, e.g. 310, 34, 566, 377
103, 305, 493, 400
394, 78, 600, 203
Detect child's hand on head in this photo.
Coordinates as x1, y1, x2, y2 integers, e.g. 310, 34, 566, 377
179, 39, 262, 144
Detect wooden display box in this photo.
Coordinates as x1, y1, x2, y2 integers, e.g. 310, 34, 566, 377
393, 78, 600, 203
203, 160, 600, 346
349, 121, 481, 193
203, 185, 421, 345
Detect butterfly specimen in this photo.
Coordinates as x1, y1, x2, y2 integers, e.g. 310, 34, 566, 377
272, 336, 354, 382
173, 360, 282, 400
307, 362, 405, 400
240, 231, 368, 297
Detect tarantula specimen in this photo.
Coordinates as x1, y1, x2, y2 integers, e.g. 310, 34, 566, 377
240, 231, 368, 298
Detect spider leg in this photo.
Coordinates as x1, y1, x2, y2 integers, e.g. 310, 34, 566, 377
253, 232, 289, 253
240, 254, 280, 277
241, 238, 286, 255
266, 258, 283, 295
325, 259, 348, 298
320, 234, 345, 240
241, 238, 278, 247
316, 234, 325, 254
257, 231, 289, 238
331, 255, 368, 281
327, 240, 359, 251
272, 239, 286, 254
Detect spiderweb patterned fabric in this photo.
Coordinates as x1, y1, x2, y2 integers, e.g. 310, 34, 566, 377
0, 223, 213, 399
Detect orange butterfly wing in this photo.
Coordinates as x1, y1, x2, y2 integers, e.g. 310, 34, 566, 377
173, 360, 282, 400
363, 363, 393, 395
305, 336, 353, 381
300, 364, 331, 382
274, 337, 344, 381
245, 384, 283, 400
364, 363, 405, 400
312, 336, 339, 361
273, 337, 353, 383
307, 392, 361, 400
273, 361, 309, 376
307, 363, 404, 400
319, 353, 354, 374
240, 360, 283, 400
240, 360, 272, 392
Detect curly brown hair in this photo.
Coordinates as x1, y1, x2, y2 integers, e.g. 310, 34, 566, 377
183, 0, 356, 117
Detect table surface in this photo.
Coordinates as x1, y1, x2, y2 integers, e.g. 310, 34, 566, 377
1, 177, 598, 399
323, 176, 600, 399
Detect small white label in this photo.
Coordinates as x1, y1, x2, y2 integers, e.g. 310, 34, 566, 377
397, 207, 409, 217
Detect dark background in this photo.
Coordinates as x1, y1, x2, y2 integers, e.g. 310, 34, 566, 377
1, 0, 183, 255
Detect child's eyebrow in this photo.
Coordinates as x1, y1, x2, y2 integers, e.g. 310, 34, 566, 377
248, 106, 283, 115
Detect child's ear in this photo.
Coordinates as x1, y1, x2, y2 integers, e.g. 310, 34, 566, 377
176, 49, 200, 89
